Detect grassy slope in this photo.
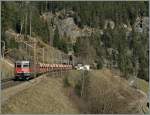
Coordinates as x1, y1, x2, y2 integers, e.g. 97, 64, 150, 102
5, 30, 68, 64
137, 78, 149, 94
88, 69, 147, 113
2, 76, 79, 114
36, 38, 68, 63
67, 69, 148, 114
1, 59, 14, 80
1, 69, 148, 114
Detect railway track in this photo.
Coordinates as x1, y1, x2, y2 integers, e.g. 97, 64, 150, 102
1, 72, 46, 90
1, 78, 24, 90
1, 70, 70, 90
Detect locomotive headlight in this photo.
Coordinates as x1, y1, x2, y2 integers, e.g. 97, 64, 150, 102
24, 73, 31, 76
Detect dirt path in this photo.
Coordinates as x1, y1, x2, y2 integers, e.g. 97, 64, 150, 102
64, 87, 89, 113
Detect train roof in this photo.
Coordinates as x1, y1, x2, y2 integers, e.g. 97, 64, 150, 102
15, 61, 30, 63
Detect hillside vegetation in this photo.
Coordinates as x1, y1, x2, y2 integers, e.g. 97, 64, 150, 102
4, 29, 69, 64
65, 69, 148, 114
1, 59, 14, 80
1, 1, 149, 114
1, 1, 149, 82
1, 69, 148, 114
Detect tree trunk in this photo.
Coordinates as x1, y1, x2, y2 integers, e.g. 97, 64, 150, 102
20, 19, 23, 35
24, 13, 28, 39
30, 10, 32, 37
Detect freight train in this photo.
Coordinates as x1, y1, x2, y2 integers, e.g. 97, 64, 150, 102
15, 61, 72, 80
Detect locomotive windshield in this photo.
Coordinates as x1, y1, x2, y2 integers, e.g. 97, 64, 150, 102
16, 64, 21, 68
15, 61, 30, 68
23, 64, 30, 68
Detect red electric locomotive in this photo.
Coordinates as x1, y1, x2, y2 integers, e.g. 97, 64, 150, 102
15, 61, 32, 80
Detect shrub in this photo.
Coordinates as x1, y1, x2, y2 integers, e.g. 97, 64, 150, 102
63, 76, 70, 87
74, 81, 82, 96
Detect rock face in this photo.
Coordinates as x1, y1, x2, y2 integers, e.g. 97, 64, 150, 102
134, 17, 149, 33
43, 9, 146, 45
57, 17, 81, 40
42, 10, 148, 46
104, 20, 115, 30
41, 11, 103, 43
41, 10, 149, 72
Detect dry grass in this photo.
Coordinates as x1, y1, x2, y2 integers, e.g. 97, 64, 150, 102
85, 69, 148, 114
1, 68, 148, 114
1, 59, 14, 80
66, 69, 148, 114
1, 77, 79, 114
136, 78, 149, 94
63, 70, 90, 113
66, 70, 83, 88
5, 30, 68, 64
